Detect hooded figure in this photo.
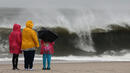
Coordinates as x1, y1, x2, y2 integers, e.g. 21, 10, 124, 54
9, 24, 22, 54
21, 20, 39, 70
21, 20, 39, 50
9, 24, 22, 70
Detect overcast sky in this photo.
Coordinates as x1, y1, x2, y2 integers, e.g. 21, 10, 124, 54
0, 0, 130, 9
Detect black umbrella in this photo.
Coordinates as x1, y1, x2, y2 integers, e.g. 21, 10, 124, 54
38, 28, 58, 42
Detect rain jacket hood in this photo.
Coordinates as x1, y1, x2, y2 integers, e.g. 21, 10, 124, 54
13, 24, 21, 31
26, 20, 34, 29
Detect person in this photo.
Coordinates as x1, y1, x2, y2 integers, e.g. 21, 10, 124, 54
21, 20, 39, 70
40, 40, 55, 70
9, 24, 22, 70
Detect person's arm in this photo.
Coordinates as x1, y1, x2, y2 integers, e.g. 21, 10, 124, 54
32, 30, 39, 48
16, 32, 22, 46
41, 40, 43, 45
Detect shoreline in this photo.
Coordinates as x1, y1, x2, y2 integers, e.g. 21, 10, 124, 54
0, 59, 130, 64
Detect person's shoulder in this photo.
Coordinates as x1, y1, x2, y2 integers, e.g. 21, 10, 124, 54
23, 28, 32, 32
31, 29, 37, 33
22, 28, 28, 32
22, 28, 27, 30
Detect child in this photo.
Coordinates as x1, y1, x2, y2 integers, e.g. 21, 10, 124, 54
9, 24, 22, 70
40, 40, 55, 70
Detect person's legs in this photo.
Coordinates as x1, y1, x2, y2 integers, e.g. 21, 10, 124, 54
24, 51, 29, 69
12, 54, 16, 69
47, 54, 52, 69
29, 50, 35, 69
43, 54, 47, 69
15, 54, 19, 69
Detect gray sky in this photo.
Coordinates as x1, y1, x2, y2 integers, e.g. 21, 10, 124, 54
0, 0, 130, 9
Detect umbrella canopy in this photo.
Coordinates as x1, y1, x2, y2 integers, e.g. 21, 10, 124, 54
38, 28, 58, 42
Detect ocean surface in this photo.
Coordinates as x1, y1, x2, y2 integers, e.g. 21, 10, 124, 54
0, 8, 130, 62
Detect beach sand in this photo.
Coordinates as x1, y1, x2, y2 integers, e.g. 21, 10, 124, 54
0, 62, 130, 73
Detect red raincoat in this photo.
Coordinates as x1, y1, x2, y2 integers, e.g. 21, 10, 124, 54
9, 24, 22, 54
40, 40, 55, 54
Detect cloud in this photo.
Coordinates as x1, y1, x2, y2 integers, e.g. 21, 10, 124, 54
0, 0, 129, 9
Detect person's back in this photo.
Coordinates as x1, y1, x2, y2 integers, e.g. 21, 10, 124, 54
9, 24, 22, 54
9, 24, 22, 70
22, 21, 39, 50
40, 40, 54, 54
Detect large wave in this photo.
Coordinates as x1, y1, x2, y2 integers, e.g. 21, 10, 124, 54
0, 8, 130, 61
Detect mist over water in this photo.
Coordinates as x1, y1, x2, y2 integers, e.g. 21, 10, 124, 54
1, 8, 130, 30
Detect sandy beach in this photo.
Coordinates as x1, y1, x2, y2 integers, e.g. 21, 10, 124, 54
0, 62, 129, 73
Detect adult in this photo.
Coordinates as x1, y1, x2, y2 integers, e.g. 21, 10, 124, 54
9, 24, 22, 70
21, 20, 39, 70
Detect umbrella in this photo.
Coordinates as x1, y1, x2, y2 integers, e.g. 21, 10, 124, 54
38, 28, 58, 42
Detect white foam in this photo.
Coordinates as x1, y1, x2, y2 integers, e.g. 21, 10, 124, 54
52, 54, 130, 61
1, 53, 130, 62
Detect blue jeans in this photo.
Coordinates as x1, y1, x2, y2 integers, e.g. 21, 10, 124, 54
43, 54, 52, 68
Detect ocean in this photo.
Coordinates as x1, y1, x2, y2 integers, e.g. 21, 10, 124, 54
0, 8, 130, 62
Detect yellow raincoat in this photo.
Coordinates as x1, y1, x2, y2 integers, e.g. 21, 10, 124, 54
21, 20, 39, 50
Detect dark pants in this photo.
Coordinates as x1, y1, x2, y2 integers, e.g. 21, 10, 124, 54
12, 54, 19, 69
24, 50, 35, 69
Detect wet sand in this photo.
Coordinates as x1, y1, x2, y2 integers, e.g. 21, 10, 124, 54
0, 62, 130, 73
